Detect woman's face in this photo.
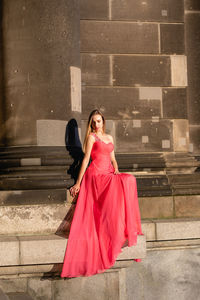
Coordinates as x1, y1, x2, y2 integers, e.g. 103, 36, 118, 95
91, 114, 103, 132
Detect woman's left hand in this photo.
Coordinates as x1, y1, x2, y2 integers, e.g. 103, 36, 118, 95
114, 168, 120, 174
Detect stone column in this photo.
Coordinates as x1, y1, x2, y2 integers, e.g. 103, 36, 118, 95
0, 0, 81, 194
185, 0, 200, 155
2, 0, 81, 147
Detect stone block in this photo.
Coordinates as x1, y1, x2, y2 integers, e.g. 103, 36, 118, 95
170, 55, 188, 87
5, 85, 71, 146
118, 235, 146, 260
141, 221, 156, 241
115, 119, 173, 152
81, 21, 159, 54
4, 42, 70, 88
139, 197, 173, 219
0, 236, 19, 266
175, 195, 200, 217
80, 0, 109, 20
27, 277, 52, 300
162, 88, 187, 119
173, 119, 189, 152
189, 126, 200, 154
156, 219, 200, 240
111, 0, 184, 22
82, 87, 161, 120
113, 56, 171, 87
0, 278, 27, 293
36, 120, 68, 146
185, 0, 200, 10
81, 54, 110, 86
53, 271, 119, 300
185, 14, 200, 125
160, 24, 185, 54
0, 204, 69, 235
19, 235, 66, 265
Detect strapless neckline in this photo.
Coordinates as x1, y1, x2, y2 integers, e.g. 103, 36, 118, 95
93, 133, 113, 145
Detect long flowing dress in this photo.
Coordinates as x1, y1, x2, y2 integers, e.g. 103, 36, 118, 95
61, 132, 143, 278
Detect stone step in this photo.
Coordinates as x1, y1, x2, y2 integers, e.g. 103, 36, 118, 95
0, 177, 74, 190
0, 234, 146, 276
0, 189, 68, 206
0, 193, 199, 236
0, 165, 69, 175
142, 217, 200, 241
0, 202, 70, 235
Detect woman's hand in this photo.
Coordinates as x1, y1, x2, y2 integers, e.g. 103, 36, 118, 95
114, 168, 120, 174
70, 183, 80, 198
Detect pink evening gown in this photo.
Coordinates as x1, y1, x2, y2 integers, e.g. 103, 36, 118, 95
61, 132, 143, 278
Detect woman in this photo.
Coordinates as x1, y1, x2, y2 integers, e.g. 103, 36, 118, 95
61, 109, 143, 278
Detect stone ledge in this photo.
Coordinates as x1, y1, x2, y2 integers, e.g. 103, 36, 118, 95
142, 218, 200, 241
0, 235, 146, 268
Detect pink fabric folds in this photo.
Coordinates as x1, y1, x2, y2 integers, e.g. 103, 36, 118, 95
61, 133, 143, 278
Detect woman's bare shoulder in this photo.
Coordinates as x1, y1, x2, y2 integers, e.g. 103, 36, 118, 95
105, 134, 113, 142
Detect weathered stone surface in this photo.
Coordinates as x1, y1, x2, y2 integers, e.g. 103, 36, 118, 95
0, 204, 69, 235
28, 277, 52, 300
3, 0, 80, 146
113, 56, 171, 86
0, 189, 67, 206
173, 120, 189, 152
37, 120, 68, 146
126, 248, 200, 300
118, 235, 146, 260
163, 88, 187, 119
6, 293, 33, 300
53, 272, 119, 300
185, 14, 200, 125
81, 54, 110, 86
81, 21, 159, 54
19, 235, 66, 265
0, 278, 27, 293
4, 85, 70, 146
139, 196, 173, 219
185, 0, 200, 10
168, 173, 200, 195
141, 221, 156, 241
80, 0, 109, 20
156, 219, 200, 240
160, 24, 185, 54
0, 236, 19, 266
82, 87, 161, 120
0, 289, 9, 300
111, 0, 184, 22
189, 126, 200, 154
175, 195, 200, 217
115, 119, 173, 152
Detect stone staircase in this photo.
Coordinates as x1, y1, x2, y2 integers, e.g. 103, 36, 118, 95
0, 147, 200, 299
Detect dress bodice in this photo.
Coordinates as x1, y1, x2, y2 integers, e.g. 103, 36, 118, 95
90, 133, 114, 172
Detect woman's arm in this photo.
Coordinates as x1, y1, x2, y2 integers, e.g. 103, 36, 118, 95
70, 134, 95, 197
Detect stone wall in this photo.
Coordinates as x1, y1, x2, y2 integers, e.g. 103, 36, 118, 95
80, 0, 191, 153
